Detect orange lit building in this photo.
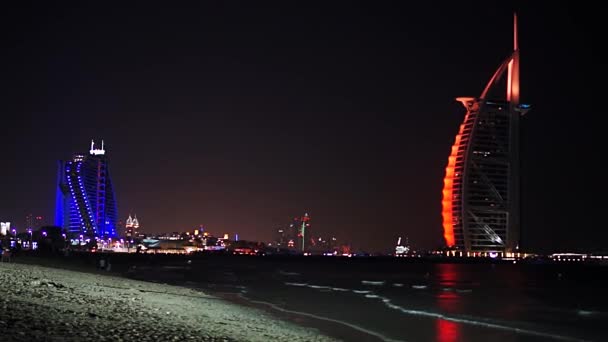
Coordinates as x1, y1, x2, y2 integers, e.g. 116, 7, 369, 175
442, 14, 530, 252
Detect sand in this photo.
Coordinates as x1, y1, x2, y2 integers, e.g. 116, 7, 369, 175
0, 262, 340, 342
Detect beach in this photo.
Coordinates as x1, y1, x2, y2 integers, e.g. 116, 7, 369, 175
0, 261, 339, 342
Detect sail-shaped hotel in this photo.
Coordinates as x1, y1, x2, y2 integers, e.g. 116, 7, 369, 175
442, 14, 531, 252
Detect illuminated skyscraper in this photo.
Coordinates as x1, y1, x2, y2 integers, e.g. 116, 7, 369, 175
274, 228, 287, 248
442, 14, 530, 252
125, 214, 140, 238
55, 140, 118, 238
294, 213, 311, 252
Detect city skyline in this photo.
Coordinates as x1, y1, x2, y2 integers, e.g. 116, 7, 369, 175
1, 2, 603, 253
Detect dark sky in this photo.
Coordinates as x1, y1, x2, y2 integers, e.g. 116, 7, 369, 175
1, 1, 604, 253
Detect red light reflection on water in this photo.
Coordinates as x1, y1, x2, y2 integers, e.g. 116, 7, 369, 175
435, 263, 463, 342
437, 319, 460, 342
437, 290, 460, 312
435, 263, 459, 287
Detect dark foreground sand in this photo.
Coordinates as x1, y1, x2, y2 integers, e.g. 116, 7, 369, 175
0, 262, 340, 342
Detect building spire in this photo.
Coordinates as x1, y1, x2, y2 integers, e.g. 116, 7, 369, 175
513, 12, 518, 51
480, 13, 521, 104
507, 12, 520, 104
89, 138, 106, 155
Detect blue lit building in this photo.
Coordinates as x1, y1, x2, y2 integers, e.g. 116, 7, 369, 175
55, 140, 118, 238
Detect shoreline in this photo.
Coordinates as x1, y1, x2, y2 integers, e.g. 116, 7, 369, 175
9, 254, 394, 342
212, 291, 391, 342
8, 252, 605, 342
0, 261, 341, 342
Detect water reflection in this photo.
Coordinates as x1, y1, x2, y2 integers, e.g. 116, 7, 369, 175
435, 263, 462, 342
434, 263, 463, 313
435, 262, 460, 287
437, 290, 460, 312
436, 319, 460, 342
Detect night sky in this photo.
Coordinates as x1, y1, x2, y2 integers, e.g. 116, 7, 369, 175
1, 1, 603, 253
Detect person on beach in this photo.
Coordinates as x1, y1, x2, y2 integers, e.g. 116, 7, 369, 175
1, 248, 11, 262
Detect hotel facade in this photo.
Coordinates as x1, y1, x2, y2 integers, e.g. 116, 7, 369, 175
442, 15, 530, 252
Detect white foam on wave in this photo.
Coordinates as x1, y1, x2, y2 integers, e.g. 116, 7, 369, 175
376, 296, 587, 342
278, 270, 301, 276
238, 293, 406, 342
392, 283, 404, 287
308, 285, 331, 290
577, 310, 596, 316
284, 282, 308, 287
411, 285, 427, 290
362, 280, 386, 286
279, 281, 582, 341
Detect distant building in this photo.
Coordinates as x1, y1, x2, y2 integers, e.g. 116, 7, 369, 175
125, 214, 140, 238
310, 236, 338, 254
395, 237, 410, 256
293, 213, 311, 252
0, 222, 10, 236
272, 213, 313, 252
25, 214, 45, 231
55, 140, 118, 239
442, 15, 530, 252
274, 228, 287, 248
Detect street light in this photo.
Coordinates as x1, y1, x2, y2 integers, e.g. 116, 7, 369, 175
27, 229, 32, 249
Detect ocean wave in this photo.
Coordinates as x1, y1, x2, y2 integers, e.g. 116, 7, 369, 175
331, 287, 350, 292
308, 285, 331, 290
284, 282, 308, 287
375, 296, 587, 342
270, 280, 585, 342
352, 290, 371, 294
455, 289, 472, 293
239, 293, 406, 342
278, 270, 301, 276
577, 310, 598, 316
361, 280, 386, 286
